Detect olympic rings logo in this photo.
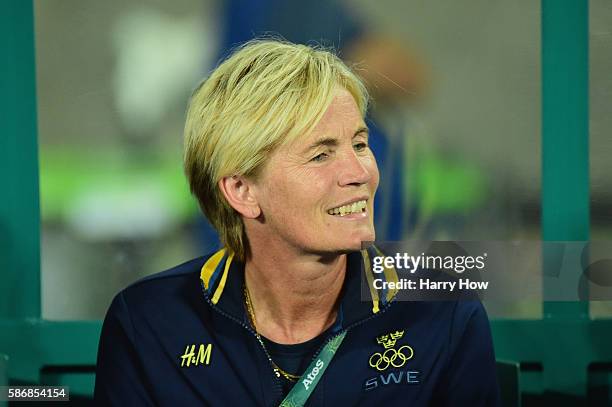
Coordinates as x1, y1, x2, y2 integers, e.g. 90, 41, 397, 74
368, 345, 414, 371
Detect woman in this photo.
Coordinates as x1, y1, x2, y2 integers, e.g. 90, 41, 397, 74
95, 39, 500, 406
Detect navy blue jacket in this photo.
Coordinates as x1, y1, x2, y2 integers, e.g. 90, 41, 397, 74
94, 249, 500, 406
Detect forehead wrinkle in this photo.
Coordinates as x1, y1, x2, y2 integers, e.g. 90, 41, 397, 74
291, 92, 366, 156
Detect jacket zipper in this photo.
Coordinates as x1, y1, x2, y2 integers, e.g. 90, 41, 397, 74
200, 282, 284, 402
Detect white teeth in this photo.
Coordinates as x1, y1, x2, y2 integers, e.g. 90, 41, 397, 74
327, 200, 367, 216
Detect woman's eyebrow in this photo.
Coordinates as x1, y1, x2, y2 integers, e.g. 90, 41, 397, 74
303, 137, 338, 154
354, 126, 369, 137
302, 126, 369, 154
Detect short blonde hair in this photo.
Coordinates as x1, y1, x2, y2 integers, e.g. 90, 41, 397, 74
184, 39, 369, 260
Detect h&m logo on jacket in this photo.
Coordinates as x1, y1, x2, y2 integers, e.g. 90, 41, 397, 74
180, 344, 213, 367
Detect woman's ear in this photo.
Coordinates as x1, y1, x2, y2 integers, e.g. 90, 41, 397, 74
218, 175, 261, 219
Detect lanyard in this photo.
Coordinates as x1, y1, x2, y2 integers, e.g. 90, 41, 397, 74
279, 331, 347, 407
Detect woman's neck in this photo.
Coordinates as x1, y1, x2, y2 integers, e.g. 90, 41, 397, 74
244, 250, 346, 345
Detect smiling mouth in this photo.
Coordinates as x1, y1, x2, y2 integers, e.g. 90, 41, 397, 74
327, 200, 367, 216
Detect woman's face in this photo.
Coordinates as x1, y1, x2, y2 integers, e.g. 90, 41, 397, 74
251, 88, 379, 255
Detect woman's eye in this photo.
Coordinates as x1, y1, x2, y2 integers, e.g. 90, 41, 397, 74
311, 152, 329, 162
354, 142, 368, 152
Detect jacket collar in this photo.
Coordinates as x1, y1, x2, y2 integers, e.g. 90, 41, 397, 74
199, 246, 399, 330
